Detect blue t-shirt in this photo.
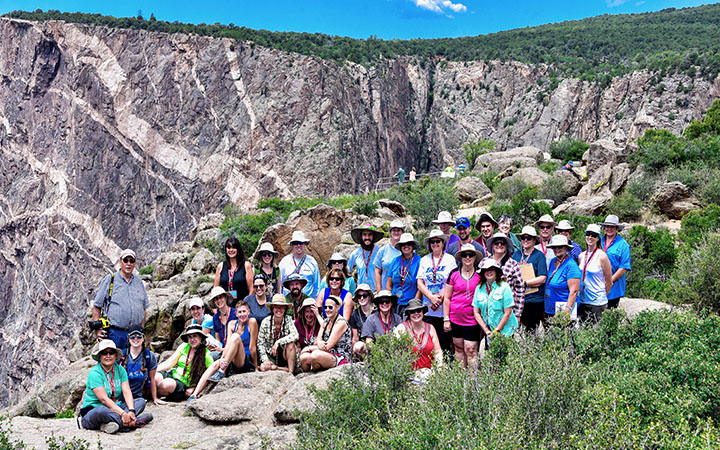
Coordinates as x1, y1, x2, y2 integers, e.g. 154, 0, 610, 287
122, 349, 158, 398
191, 314, 214, 331
347, 246, 379, 291
544, 257, 581, 315
601, 235, 631, 299
388, 254, 421, 306
213, 308, 238, 347
373, 243, 401, 290
512, 248, 548, 304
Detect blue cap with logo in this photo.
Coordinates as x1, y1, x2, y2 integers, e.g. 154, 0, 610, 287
455, 217, 471, 228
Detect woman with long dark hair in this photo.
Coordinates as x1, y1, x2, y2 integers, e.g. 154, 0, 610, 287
214, 236, 254, 307
154, 325, 214, 401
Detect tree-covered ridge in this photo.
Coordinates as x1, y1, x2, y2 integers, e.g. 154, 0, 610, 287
5, 5, 720, 80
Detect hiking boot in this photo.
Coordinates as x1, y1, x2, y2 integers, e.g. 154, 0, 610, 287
100, 421, 120, 434
208, 369, 225, 383
134, 413, 153, 428
185, 394, 197, 406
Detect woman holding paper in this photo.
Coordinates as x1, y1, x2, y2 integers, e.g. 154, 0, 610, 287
512, 225, 548, 331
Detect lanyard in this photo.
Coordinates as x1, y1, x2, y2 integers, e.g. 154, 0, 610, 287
548, 256, 567, 284
431, 254, 441, 283
292, 256, 307, 274
485, 283, 492, 296
582, 248, 598, 282
408, 322, 425, 347
519, 250, 532, 265
399, 257, 411, 287
380, 313, 392, 335
103, 367, 116, 403
227, 267, 235, 291
273, 320, 283, 342
603, 237, 615, 253
363, 249, 373, 279
540, 241, 547, 256
480, 239, 487, 256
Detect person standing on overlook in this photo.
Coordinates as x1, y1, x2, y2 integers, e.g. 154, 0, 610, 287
447, 217, 485, 257
279, 230, 320, 298
393, 166, 405, 184
348, 224, 383, 291
92, 249, 150, 351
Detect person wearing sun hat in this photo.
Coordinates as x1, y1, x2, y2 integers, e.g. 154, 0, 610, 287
472, 259, 519, 339
473, 212, 499, 257
279, 230, 321, 298
393, 298, 443, 372
577, 224, 613, 323
544, 235, 581, 319
511, 225, 548, 330
295, 297, 321, 353
348, 223, 383, 290
257, 294, 299, 373
386, 232, 422, 315
417, 229, 457, 354
254, 242, 280, 297
349, 284, 375, 353
80, 339, 153, 433
373, 219, 406, 290
319, 252, 356, 294
600, 214, 631, 309
555, 219, 582, 263
432, 211, 460, 250
155, 325, 214, 402
535, 214, 556, 270
283, 273, 310, 320
356, 290, 403, 357
208, 286, 238, 356
481, 232, 525, 321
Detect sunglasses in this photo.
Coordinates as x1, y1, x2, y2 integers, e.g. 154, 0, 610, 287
357, 293, 370, 299
585, 232, 600, 238
539, 225, 553, 230
329, 261, 344, 265
461, 253, 475, 259
409, 309, 423, 315
122, 257, 136, 264
260, 252, 272, 258
378, 299, 392, 305
99, 350, 116, 356
429, 240, 442, 245
329, 277, 342, 282
129, 334, 144, 340
253, 284, 266, 289
292, 242, 306, 246
519, 236, 534, 241
493, 241, 506, 246
324, 305, 335, 310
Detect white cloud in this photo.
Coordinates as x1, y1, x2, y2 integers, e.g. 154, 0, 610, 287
636, 0, 646, 5
413, 0, 468, 14
606, 0, 630, 7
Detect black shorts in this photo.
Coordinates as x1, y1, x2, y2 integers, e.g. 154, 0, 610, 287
450, 322, 482, 342
227, 355, 254, 375
159, 371, 187, 402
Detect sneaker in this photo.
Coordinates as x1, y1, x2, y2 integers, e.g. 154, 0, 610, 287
185, 394, 197, 406
134, 413, 153, 428
100, 421, 120, 434
208, 370, 225, 383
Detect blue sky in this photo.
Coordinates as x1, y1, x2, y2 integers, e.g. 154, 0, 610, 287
0, 0, 713, 39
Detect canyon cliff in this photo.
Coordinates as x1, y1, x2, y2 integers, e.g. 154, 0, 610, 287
0, 17, 718, 407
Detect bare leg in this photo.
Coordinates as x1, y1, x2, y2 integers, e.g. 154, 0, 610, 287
299, 352, 313, 372
282, 344, 297, 374
352, 341, 366, 359
194, 359, 223, 397
452, 337, 467, 368
308, 350, 336, 370
156, 376, 177, 398
464, 340, 479, 370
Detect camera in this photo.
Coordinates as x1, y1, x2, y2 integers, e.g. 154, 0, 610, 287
88, 317, 110, 331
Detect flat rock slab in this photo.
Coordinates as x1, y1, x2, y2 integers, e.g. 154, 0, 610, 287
189, 388, 275, 423
274, 366, 348, 423
620, 297, 671, 319
212, 370, 295, 396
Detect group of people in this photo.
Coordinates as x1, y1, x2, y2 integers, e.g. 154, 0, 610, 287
83, 210, 630, 433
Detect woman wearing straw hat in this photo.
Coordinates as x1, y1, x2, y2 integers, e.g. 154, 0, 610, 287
394, 298, 443, 373
577, 224, 613, 323
432, 211, 460, 249
258, 294, 299, 373
254, 242, 280, 297
600, 214, 632, 309
214, 237, 254, 307
555, 220, 582, 264
318, 252, 356, 295
373, 220, 405, 291
295, 298, 321, 353
482, 232, 525, 321
80, 340, 153, 433
348, 223, 383, 291
511, 226, 548, 330
473, 259, 519, 339
208, 286, 238, 356
278, 230, 321, 298
356, 290, 403, 358
155, 325, 214, 401
535, 214, 556, 270
544, 235, 581, 319
299, 295, 352, 372
443, 243, 483, 369
350, 284, 375, 351
417, 229, 457, 354
386, 232, 422, 316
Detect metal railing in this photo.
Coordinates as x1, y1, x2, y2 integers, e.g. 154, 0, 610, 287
373, 170, 450, 191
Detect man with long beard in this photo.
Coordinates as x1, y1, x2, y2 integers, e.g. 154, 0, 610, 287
348, 223, 383, 291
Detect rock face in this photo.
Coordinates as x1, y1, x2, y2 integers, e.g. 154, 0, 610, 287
454, 176, 491, 202
650, 182, 700, 219
1, 17, 719, 408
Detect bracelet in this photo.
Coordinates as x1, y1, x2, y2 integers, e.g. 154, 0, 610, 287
128, 408, 135, 413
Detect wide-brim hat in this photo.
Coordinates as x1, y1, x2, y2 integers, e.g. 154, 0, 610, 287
373, 290, 398, 306
475, 212, 498, 230
207, 286, 233, 309
354, 283, 374, 302
92, 339, 123, 361
455, 243, 483, 262
517, 225, 540, 244
599, 214, 625, 231
424, 229, 450, 246
479, 258, 502, 272
253, 242, 279, 260
389, 219, 406, 231
585, 223, 602, 235
404, 298, 428, 316
180, 324, 207, 343
555, 219, 575, 231
431, 211, 455, 225
288, 230, 311, 245
298, 297, 316, 315
326, 252, 348, 269
268, 293, 293, 309
283, 273, 309, 290
534, 214, 556, 228
394, 233, 419, 250
547, 235, 573, 250
351, 223, 384, 244
486, 232, 513, 254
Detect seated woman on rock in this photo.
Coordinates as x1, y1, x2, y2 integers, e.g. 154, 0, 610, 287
121, 324, 165, 406
349, 284, 374, 354
258, 294, 299, 373
190, 300, 259, 399
355, 290, 403, 358
318, 252, 357, 295
295, 298, 321, 353
154, 325, 214, 401
299, 295, 352, 372
393, 298, 443, 380
472, 258, 518, 341
315, 268, 353, 323
80, 339, 153, 434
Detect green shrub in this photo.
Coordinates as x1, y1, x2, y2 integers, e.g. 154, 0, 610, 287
52, 409, 75, 419
549, 136, 589, 162
493, 177, 527, 201
138, 264, 155, 276
678, 204, 720, 248
697, 174, 720, 207
626, 175, 658, 201
257, 195, 356, 220
187, 274, 213, 295
385, 177, 458, 229
218, 206, 282, 259
479, 170, 500, 192
625, 225, 676, 299
684, 97, 720, 139
666, 162, 707, 191
352, 194, 378, 217
605, 191, 644, 221
490, 186, 552, 230
539, 175, 568, 206
463, 139, 494, 171
669, 231, 720, 313
538, 160, 559, 174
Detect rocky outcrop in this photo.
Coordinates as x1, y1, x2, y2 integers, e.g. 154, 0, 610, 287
454, 176, 491, 203
506, 167, 549, 188
650, 182, 700, 219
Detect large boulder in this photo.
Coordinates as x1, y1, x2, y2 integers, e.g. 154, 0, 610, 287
189, 248, 217, 273
454, 176, 491, 202
274, 366, 349, 423
153, 252, 188, 281
587, 139, 621, 177
554, 192, 613, 216
473, 146, 543, 174
212, 370, 294, 396
188, 387, 275, 423
554, 169, 582, 197
257, 204, 355, 278
650, 182, 700, 219
486, 157, 538, 174
506, 167, 549, 188
190, 213, 225, 240
610, 163, 630, 194
576, 163, 613, 200
375, 199, 406, 217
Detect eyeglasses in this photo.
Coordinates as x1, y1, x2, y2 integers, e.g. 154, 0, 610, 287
99, 350, 116, 356
429, 240, 442, 245
292, 242, 306, 246
129, 334, 144, 340
357, 293, 369, 299
329, 261, 344, 265
253, 284, 266, 289
461, 253, 475, 259
493, 242, 506, 246
585, 232, 600, 238
122, 257, 136, 264
539, 225, 553, 230
329, 277, 341, 282
519, 236, 534, 241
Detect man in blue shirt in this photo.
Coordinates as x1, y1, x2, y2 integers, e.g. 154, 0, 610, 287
386, 233, 421, 316
600, 215, 632, 309
348, 223, 383, 290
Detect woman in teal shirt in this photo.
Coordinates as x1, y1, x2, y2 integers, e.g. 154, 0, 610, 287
473, 259, 518, 338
